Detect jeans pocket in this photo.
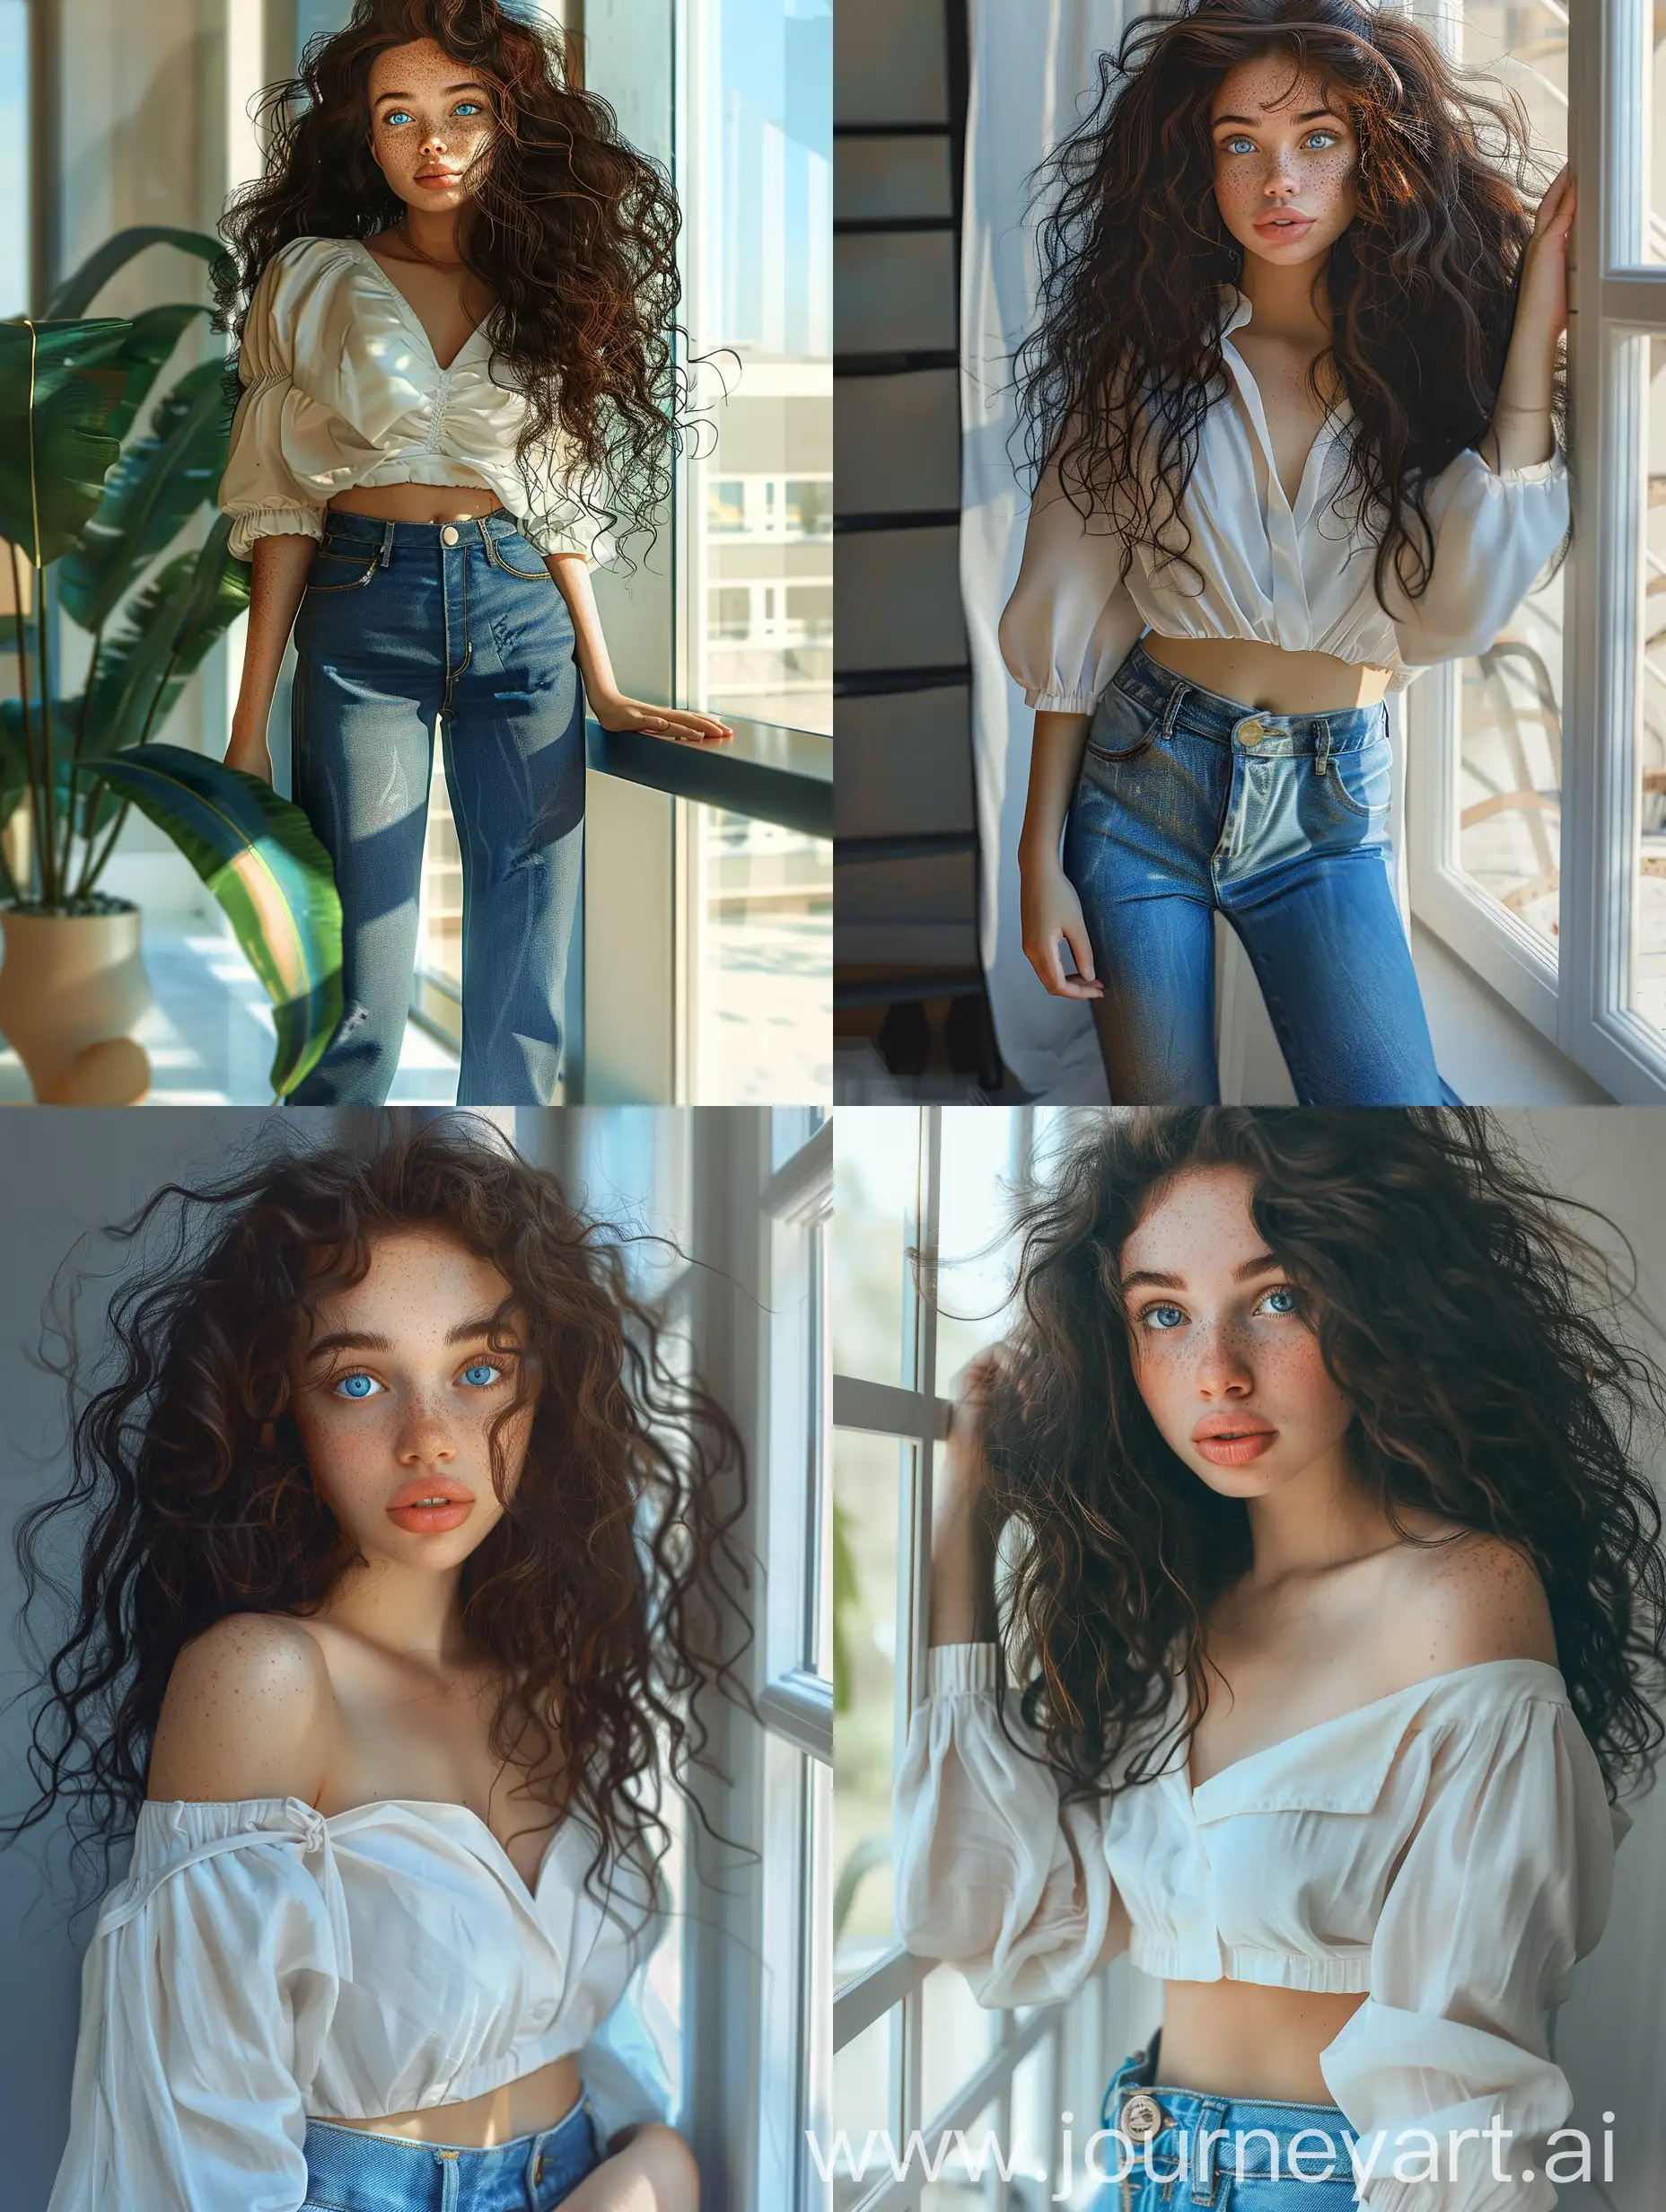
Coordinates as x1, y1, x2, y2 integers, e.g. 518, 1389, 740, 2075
485, 531, 556, 581
1085, 682, 1162, 764
1323, 733, 1392, 821
305, 543, 382, 593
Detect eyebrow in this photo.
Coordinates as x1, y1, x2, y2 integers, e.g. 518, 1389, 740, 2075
1119, 1252, 1284, 1293
374, 82, 488, 106
303, 1314, 514, 1362
1213, 109, 1342, 127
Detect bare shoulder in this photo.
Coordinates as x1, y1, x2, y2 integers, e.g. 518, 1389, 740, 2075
147, 1613, 340, 1804
1381, 1524, 1559, 1679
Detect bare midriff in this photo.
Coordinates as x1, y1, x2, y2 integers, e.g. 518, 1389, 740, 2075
1141, 632, 1395, 715
326, 2052, 582, 2147
327, 485, 510, 528
1156, 1980, 1368, 2104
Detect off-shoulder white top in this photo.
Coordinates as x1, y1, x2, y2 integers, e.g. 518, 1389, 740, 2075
895, 1646, 1630, 2212
998, 287, 1570, 708
218, 235, 601, 563
48, 1795, 674, 2212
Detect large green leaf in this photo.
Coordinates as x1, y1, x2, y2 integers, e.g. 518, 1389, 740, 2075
46, 226, 235, 320
76, 522, 250, 759
0, 320, 133, 564
57, 359, 232, 632
90, 743, 344, 1099
95, 303, 214, 447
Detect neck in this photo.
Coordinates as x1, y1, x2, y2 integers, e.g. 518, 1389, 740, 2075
1240, 1442, 1396, 1585
1234, 252, 1332, 347
320, 1551, 471, 1665
397, 207, 464, 265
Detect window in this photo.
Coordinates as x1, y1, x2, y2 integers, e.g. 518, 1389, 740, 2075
679, 0, 833, 1104
515, 1105, 831, 2209
0, 0, 27, 317
832, 1109, 1148, 2210
1407, 0, 1666, 1098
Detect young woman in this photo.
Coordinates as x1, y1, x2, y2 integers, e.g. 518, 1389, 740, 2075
1005, 0, 1574, 1104
7, 1118, 754, 2212
216, 0, 732, 1108
896, 1110, 1666, 2210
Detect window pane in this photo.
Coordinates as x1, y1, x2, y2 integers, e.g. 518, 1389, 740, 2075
921, 1964, 999, 2130
833, 1426, 902, 1987
688, 804, 832, 1102
1009, 2034, 1058, 2199
685, 0, 832, 735
920, 2100, 1000, 2210
0, 1, 27, 317
833, 2006, 898, 2212
1451, 4, 1567, 952
1647, 5, 1666, 264
935, 1109, 1032, 1386
833, 1107, 917, 1384
1635, 338, 1666, 1038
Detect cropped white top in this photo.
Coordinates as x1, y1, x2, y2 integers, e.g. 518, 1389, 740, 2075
998, 287, 1570, 708
218, 235, 601, 563
48, 1795, 674, 2212
895, 1646, 1630, 2212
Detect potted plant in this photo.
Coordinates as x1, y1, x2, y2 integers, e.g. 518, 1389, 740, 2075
0, 225, 341, 1103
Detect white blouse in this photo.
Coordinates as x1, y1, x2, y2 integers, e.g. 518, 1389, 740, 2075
896, 1645, 1630, 2212
218, 235, 601, 563
48, 1795, 675, 2212
998, 287, 1570, 707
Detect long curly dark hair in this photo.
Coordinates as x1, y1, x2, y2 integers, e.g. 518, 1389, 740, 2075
972, 1110, 1666, 1813
1014, 0, 1569, 619
214, 0, 688, 555
4, 1114, 754, 1915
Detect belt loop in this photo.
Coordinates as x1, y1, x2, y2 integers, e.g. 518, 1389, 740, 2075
378, 521, 394, 568
1313, 715, 1331, 777
1161, 680, 1191, 744
434, 2146, 460, 2212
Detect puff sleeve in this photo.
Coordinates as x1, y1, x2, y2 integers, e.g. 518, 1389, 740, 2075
509, 437, 607, 564
219, 248, 356, 558
996, 447, 1148, 714
1390, 443, 1570, 667
891, 1641, 1125, 2007
1318, 1697, 1627, 2212
48, 1802, 346, 2212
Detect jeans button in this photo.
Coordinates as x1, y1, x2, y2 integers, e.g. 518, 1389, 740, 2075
1237, 715, 1263, 746
533, 2149, 545, 2186
442, 523, 460, 546
1122, 2092, 1165, 2141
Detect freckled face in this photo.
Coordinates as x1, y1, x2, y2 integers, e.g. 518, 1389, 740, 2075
366, 37, 498, 212
289, 1227, 533, 1573
1119, 1164, 1356, 1497
1208, 54, 1359, 272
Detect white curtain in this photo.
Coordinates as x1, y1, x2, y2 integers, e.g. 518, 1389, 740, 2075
958, 0, 1410, 1104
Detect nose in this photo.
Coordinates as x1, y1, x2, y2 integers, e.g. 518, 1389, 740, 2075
397, 1394, 456, 1467
1194, 1320, 1253, 1400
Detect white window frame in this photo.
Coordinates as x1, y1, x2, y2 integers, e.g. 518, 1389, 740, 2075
832, 1108, 1128, 2212
1405, 0, 1666, 1100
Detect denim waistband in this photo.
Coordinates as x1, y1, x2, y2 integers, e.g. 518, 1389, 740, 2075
302, 2090, 597, 2212
320, 507, 521, 549
1101, 2028, 1357, 2200
1111, 637, 1388, 759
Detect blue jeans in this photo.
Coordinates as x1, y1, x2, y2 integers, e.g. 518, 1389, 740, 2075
1060, 640, 1442, 1104
288, 510, 585, 1107
301, 2093, 602, 2210
1095, 2028, 1361, 2210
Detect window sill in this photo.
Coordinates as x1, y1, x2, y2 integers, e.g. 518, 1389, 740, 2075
586, 712, 832, 839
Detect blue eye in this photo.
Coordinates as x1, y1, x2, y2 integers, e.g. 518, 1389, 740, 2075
1140, 1303, 1187, 1331
384, 110, 413, 127
334, 1372, 381, 1400
1304, 130, 1339, 151
455, 101, 482, 117
460, 1361, 502, 1388
1258, 1286, 1300, 1317
1223, 136, 1254, 155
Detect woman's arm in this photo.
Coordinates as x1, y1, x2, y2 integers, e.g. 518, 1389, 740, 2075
929, 1356, 1008, 1646
545, 556, 734, 747
225, 534, 316, 785
1480, 163, 1574, 476
1017, 710, 1104, 1003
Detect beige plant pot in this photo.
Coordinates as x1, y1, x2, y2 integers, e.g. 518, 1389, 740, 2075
0, 901, 153, 1104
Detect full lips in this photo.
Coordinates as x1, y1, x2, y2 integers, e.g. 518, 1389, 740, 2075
387, 1498, 473, 1533
1193, 1429, 1276, 1466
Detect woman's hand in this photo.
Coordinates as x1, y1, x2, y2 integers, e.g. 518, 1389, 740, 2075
589, 691, 735, 746
1021, 853, 1103, 1000
1484, 163, 1574, 473
224, 719, 274, 786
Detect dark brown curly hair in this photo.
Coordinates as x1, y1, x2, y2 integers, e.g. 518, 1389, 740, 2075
1014, 0, 1570, 622
214, 0, 688, 557
4, 1114, 754, 1917
972, 1110, 1666, 1814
